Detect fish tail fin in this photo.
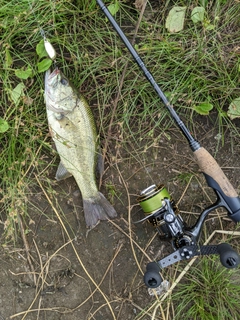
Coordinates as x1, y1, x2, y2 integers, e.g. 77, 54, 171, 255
83, 192, 117, 229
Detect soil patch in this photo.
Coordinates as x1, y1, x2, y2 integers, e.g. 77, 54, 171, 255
1, 113, 240, 319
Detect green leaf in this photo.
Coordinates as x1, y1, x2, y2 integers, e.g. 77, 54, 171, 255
205, 23, 215, 30
0, 118, 9, 133
36, 39, 48, 59
227, 98, 240, 120
10, 82, 25, 106
191, 7, 205, 23
194, 102, 213, 115
15, 68, 33, 80
165, 6, 187, 33
107, 2, 120, 16
37, 58, 52, 73
5, 48, 13, 67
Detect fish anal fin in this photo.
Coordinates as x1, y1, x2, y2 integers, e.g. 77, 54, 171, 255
55, 161, 72, 181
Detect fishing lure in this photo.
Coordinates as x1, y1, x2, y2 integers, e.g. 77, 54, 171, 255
44, 38, 56, 61
40, 29, 57, 61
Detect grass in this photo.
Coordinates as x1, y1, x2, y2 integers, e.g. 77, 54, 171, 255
170, 256, 240, 320
0, 0, 240, 318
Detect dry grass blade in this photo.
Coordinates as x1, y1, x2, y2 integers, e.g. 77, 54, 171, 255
10, 242, 123, 318
109, 219, 152, 263
100, 0, 149, 187
34, 174, 117, 319
9, 239, 73, 319
10, 188, 123, 319
1, 1, 240, 319
149, 229, 240, 318
18, 214, 37, 286
71, 243, 122, 314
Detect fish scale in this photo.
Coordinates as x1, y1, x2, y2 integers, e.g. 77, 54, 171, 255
45, 68, 117, 228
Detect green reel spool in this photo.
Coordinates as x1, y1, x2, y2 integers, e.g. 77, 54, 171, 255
138, 184, 170, 215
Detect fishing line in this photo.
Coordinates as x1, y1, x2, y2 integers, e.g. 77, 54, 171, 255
28, 0, 57, 64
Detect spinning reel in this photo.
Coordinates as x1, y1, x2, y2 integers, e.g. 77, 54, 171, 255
137, 184, 240, 288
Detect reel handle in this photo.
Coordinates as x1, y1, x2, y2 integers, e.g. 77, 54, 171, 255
144, 262, 163, 288
217, 243, 240, 268
194, 147, 240, 222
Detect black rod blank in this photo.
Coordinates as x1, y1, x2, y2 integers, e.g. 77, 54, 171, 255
96, 0, 200, 151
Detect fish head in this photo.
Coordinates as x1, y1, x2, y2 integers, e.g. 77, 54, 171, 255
45, 68, 78, 114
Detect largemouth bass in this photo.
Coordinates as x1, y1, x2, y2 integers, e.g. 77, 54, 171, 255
45, 68, 117, 228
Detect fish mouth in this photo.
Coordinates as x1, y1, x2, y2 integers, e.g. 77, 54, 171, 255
45, 67, 75, 115
45, 68, 72, 115
48, 68, 60, 79
45, 67, 61, 90
45, 67, 60, 84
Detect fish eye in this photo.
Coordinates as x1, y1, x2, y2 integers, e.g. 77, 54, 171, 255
60, 78, 68, 86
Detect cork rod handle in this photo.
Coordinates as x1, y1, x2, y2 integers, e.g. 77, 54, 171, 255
193, 147, 238, 198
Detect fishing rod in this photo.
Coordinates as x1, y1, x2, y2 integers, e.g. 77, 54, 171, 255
96, 0, 240, 288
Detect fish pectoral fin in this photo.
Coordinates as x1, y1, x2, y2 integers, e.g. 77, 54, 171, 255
55, 161, 72, 181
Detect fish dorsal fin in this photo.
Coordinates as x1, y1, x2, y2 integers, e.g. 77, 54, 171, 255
55, 161, 72, 181
96, 149, 104, 181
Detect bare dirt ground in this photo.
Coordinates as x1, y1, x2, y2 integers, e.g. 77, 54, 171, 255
0, 113, 240, 319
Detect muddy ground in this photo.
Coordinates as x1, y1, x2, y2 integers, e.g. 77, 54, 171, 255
0, 113, 240, 319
